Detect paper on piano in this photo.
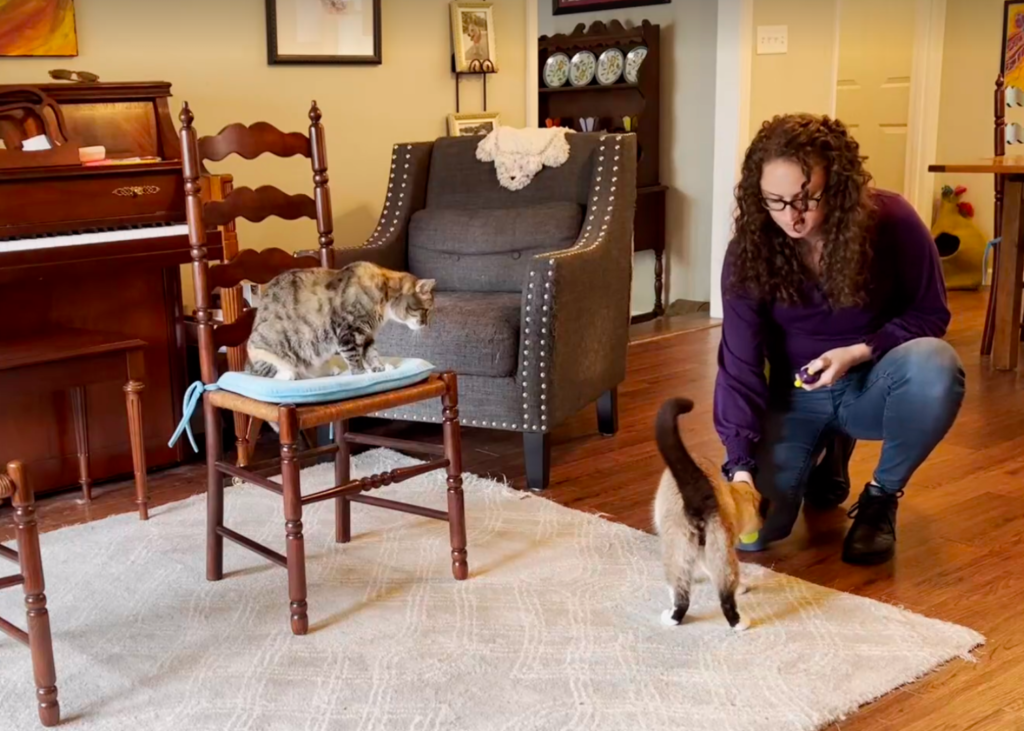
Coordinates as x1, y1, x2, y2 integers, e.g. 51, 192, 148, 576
78, 145, 106, 163
21, 134, 53, 151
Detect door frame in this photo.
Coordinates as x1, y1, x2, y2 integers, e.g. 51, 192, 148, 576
830, 0, 947, 220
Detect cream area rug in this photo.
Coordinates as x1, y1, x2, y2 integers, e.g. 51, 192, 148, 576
0, 449, 983, 731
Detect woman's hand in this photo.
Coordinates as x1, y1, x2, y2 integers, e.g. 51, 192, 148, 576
800, 343, 873, 390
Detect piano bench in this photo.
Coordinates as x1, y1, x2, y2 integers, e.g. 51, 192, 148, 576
0, 327, 151, 520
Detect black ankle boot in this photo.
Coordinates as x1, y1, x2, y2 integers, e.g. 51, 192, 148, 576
804, 432, 856, 510
842, 484, 903, 565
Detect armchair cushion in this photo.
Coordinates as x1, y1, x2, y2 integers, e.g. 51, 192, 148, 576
407, 203, 582, 292
376, 292, 522, 378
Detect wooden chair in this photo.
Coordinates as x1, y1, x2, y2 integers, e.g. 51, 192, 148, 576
179, 101, 469, 636
0, 461, 59, 727
987, 73, 1024, 355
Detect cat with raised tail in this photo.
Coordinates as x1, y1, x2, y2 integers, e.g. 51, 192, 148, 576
653, 398, 762, 630
246, 261, 435, 380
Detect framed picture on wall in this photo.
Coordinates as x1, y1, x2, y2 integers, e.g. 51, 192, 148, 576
1002, 1, 1024, 89
552, 0, 670, 16
447, 112, 500, 137
0, 0, 78, 57
450, 2, 498, 72
266, 0, 382, 64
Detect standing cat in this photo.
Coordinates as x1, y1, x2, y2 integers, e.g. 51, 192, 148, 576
653, 398, 762, 631
246, 261, 435, 379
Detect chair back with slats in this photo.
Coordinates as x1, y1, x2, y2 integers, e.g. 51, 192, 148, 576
179, 101, 334, 385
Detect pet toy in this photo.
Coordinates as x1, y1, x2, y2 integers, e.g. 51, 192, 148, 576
793, 364, 821, 388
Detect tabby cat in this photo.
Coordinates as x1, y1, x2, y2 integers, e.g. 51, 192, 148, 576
245, 261, 435, 379
653, 398, 762, 631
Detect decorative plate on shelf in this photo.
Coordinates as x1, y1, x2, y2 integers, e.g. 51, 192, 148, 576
543, 52, 571, 88
597, 48, 625, 86
569, 50, 597, 87
624, 46, 648, 85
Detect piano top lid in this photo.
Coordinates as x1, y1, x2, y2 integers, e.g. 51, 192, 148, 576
0, 81, 175, 103
0, 80, 183, 174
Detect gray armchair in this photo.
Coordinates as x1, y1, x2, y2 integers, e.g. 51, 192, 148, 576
331, 132, 637, 489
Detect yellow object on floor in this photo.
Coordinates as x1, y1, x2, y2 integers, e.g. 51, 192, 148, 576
932, 185, 987, 290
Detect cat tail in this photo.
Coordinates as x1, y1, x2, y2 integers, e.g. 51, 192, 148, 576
655, 398, 718, 523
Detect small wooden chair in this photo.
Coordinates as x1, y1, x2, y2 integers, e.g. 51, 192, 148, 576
179, 101, 469, 636
0, 461, 59, 727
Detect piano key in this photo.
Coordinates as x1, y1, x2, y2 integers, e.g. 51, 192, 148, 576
0, 224, 190, 253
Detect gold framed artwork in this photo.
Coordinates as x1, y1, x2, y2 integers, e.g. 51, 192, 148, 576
450, 2, 497, 73
447, 112, 500, 137
1002, 1, 1024, 89
0, 0, 78, 57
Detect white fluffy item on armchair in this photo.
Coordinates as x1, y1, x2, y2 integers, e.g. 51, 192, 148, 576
476, 126, 573, 191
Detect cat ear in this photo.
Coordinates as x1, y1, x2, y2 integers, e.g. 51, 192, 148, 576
415, 278, 436, 295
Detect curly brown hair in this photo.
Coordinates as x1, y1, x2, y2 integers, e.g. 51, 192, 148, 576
728, 113, 875, 307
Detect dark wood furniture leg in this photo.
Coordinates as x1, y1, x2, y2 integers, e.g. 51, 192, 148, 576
335, 419, 351, 544
124, 350, 148, 520
994, 178, 1024, 371
597, 387, 619, 436
3, 462, 60, 727
523, 432, 551, 491
279, 406, 308, 636
654, 249, 665, 317
69, 386, 91, 503
983, 242, 1000, 356
205, 399, 225, 581
441, 373, 469, 580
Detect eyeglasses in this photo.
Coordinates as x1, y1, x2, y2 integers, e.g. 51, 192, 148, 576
762, 193, 824, 213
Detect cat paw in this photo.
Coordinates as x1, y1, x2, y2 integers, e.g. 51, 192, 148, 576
329, 366, 344, 376
731, 616, 751, 632
369, 364, 386, 373
660, 609, 681, 627
383, 362, 396, 371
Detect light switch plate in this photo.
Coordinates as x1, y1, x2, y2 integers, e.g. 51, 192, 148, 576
756, 25, 788, 55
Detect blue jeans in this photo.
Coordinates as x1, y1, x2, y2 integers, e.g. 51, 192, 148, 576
754, 338, 965, 543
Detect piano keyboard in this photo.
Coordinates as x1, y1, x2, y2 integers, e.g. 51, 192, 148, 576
0, 223, 190, 253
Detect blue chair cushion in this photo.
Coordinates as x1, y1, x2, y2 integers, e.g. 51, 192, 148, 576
168, 357, 435, 452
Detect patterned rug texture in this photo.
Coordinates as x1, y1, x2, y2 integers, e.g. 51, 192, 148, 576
0, 449, 984, 730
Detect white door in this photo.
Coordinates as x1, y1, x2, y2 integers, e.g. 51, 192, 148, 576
835, 0, 918, 195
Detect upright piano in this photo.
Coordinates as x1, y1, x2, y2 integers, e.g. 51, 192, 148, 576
0, 81, 224, 495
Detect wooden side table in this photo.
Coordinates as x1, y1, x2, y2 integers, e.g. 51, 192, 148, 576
929, 157, 1024, 371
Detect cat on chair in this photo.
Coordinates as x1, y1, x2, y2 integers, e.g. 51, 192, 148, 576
245, 261, 435, 380
653, 398, 762, 631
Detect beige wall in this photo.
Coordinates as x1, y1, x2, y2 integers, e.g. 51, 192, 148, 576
1, 0, 527, 303
539, 0, 720, 307
934, 0, 1003, 240
748, 0, 837, 137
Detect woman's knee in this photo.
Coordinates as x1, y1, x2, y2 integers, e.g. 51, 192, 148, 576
885, 338, 965, 406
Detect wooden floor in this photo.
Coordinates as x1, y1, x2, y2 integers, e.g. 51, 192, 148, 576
3, 291, 1023, 730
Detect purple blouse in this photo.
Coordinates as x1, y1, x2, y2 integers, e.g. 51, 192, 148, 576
713, 189, 951, 473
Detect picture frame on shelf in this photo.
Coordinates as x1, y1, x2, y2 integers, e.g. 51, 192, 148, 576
450, 2, 498, 72
1001, 0, 1024, 89
265, 0, 382, 65
447, 112, 500, 137
552, 0, 669, 15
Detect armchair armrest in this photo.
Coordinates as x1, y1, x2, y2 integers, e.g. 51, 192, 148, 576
300, 141, 433, 270
517, 134, 638, 432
